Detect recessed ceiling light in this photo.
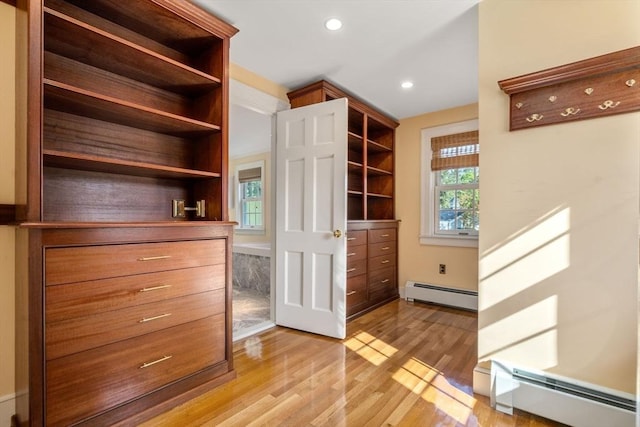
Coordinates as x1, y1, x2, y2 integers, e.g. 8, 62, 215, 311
325, 18, 342, 31
401, 81, 414, 89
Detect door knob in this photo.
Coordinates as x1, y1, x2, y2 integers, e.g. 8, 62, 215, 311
333, 230, 342, 238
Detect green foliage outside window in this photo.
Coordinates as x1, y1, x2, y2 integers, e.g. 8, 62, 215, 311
437, 167, 479, 233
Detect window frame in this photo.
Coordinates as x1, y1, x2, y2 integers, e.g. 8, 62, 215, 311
235, 160, 265, 234
420, 119, 479, 248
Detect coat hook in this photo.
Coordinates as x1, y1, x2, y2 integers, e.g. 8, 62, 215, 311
560, 107, 580, 117
525, 113, 544, 123
598, 100, 620, 110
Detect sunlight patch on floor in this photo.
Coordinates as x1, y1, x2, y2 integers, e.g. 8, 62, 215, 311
392, 357, 477, 425
343, 331, 398, 366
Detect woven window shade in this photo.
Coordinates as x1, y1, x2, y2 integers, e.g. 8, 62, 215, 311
238, 167, 262, 182
431, 130, 479, 171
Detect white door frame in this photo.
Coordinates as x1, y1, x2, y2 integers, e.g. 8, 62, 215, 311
229, 79, 289, 340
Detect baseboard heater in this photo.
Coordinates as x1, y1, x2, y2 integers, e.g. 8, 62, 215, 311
491, 360, 636, 427
404, 281, 478, 311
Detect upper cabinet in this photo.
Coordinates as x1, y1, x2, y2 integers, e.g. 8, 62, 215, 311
287, 80, 399, 221
23, 0, 238, 223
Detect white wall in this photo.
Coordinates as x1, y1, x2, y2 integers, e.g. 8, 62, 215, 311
395, 105, 479, 293
478, 0, 640, 393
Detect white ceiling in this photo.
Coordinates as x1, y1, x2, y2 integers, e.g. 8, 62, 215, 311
192, 0, 479, 156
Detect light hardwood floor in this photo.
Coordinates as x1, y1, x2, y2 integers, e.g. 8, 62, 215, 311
143, 300, 564, 426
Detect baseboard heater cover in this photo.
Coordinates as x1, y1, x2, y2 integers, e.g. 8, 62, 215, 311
491, 359, 636, 427
404, 281, 478, 311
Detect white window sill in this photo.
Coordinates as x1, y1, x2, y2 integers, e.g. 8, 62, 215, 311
420, 235, 478, 248
235, 228, 265, 235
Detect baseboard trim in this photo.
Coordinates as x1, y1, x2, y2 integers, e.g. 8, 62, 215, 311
473, 364, 491, 396
0, 393, 16, 427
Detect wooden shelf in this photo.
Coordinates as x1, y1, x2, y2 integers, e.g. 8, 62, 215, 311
367, 140, 392, 153
348, 161, 363, 171
59, 0, 238, 54
348, 131, 363, 144
367, 193, 393, 199
44, 8, 221, 93
348, 190, 364, 196
43, 150, 221, 179
44, 79, 220, 135
367, 166, 392, 176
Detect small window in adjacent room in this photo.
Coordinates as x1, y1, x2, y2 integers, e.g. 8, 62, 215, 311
236, 161, 264, 232
420, 119, 479, 247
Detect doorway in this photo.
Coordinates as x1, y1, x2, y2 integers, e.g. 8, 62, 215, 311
229, 79, 288, 340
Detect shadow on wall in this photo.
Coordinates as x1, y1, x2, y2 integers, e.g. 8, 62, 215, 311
478, 206, 570, 370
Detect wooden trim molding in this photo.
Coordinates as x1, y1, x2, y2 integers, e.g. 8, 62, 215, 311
0, 0, 17, 6
0, 204, 16, 224
498, 46, 640, 130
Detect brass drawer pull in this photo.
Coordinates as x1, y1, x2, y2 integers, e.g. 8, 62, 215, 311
381, 247, 390, 251
347, 252, 356, 257
346, 291, 357, 296
380, 234, 390, 237
138, 284, 172, 292
346, 268, 357, 273
139, 313, 172, 323
381, 260, 390, 264
346, 237, 356, 241
139, 355, 172, 369
137, 255, 172, 261
381, 279, 390, 283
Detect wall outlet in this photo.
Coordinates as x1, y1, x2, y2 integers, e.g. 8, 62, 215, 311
439, 264, 446, 274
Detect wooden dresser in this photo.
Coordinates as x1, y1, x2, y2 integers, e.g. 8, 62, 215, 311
287, 81, 400, 319
346, 222, 399, 318
13, 0, 238, 425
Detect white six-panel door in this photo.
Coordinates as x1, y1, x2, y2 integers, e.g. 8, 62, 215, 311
275, 98, 348, 339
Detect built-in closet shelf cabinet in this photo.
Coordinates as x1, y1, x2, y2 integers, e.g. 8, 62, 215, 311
287, 80, 399, 221
15, 0, 238, 425
287, 80, 400, 319
34, 0, 237, 224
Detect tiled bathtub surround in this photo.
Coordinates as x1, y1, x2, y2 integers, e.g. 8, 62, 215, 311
232, 243, 271, 334
232, 253, 270, 295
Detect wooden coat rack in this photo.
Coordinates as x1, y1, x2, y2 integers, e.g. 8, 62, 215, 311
499, 46, 640, 131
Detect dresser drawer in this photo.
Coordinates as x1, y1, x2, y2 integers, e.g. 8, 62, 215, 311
347, 274, 367, 309
347, 259, 366, 278
368, 253, 396, 272
46, 264, 225, 323
46, 289, 225, 360
346, 243, 366, 262
368, 228, 396, 244
45, 239, 225, 286
368, 241, 395, 258
368, 267, 396, 303
46, 315, 226, 426
346, 230, 367, 246
368, 267, 396, 293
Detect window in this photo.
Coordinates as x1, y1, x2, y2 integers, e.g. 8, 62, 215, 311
420, 119, 479, 247
236, 161, 264, 232
436, 167, 479, 235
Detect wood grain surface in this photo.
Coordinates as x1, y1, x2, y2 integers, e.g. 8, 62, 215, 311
142, 300, 565, 426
